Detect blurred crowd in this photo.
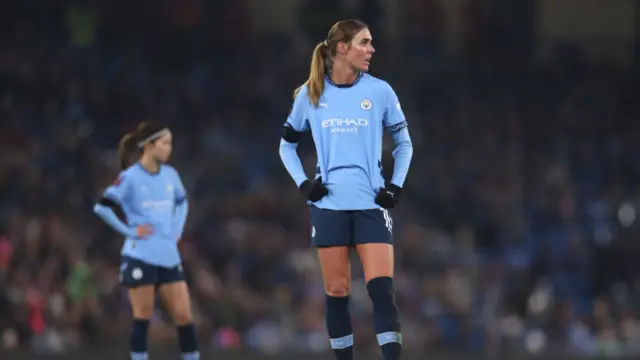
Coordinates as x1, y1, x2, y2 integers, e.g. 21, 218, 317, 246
1, 0, 639, 358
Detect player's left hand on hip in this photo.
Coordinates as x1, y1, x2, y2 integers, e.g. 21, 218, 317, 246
375, 184, 402, 209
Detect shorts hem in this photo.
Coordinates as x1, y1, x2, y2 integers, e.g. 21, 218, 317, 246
312, 243, 355, 248
120, 281, 156, 288
156, 278, 184, 286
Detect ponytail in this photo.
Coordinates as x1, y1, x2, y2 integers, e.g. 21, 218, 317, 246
116, 122, 167, 169
118, 133, 138, 170
295, 41, 328, 107
293, 20, 368, 106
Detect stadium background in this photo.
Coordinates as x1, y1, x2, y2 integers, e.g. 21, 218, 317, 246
0, 0, 639, 359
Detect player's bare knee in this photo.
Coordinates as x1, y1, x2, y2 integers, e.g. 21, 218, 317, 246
172, 307, 193, 326
324, 278, 350, 297
132, 302, 155, 319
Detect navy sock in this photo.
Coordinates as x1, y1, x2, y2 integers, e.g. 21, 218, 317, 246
177, 323, 199, 360
325, 295, 353, 360
130, 319, 149, 360
367, 277, 402, 360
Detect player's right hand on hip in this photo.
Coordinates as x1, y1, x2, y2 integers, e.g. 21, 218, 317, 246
299, 178, 329, 202
135, 224, 153, 239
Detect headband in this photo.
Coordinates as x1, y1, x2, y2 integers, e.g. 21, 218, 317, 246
138, 128, 171, 148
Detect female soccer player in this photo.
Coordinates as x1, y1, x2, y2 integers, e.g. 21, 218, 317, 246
279, 19, 413, 360
93, 122, 199, 360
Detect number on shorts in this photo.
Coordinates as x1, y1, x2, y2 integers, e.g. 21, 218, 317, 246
380, 209, 393, 233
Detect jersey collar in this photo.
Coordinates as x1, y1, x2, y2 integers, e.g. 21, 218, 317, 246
136, 161, 161, 176
325, 72, 363, 88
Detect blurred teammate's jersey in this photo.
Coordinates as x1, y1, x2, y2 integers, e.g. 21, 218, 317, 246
103, 163, 187, 267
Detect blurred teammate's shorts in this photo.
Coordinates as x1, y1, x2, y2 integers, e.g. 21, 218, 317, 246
119, 256, 185, 288
309, 206, 393, 247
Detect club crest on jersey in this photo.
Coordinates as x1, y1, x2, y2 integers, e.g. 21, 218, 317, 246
360, 99, 372, 110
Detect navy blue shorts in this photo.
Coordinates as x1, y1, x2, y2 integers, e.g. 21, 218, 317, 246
309, 206, 394, 247
120, 256, 185, 288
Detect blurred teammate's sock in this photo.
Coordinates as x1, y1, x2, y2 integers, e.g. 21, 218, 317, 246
178, 323, 200, 360
130, 319, 149, 360
367, 277, 402, 360
326, 294, 353, 360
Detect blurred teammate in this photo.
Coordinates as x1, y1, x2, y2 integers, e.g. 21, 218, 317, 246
279, 20, 413, 360
93, 122, 199, 360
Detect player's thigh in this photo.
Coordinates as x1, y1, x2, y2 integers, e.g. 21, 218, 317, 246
120, 257, 160, 318
355, 243, 394, 282
309, 206, 353, 247
353, 209, 394, 282
127, 286, 156, 319
157, 280, 193, 326
317, 246, 352, 296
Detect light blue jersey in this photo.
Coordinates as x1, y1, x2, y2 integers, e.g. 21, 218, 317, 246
280, 73, 413, 210
94, 162, 188, 267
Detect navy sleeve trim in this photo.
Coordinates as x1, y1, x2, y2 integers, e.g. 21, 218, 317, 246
385, 121, 408, 133
175, 196, 187, 205
97, 197, 127, 222
98, 197, 120, 209
100, 193, 123, 206
282, 123, 305, 143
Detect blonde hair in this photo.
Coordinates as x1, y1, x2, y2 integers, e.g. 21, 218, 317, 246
294, 19, 368, 107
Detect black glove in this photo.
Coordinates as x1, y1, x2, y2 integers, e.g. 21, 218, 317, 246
375, 184, 402, 209
299, 178, 329, 202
